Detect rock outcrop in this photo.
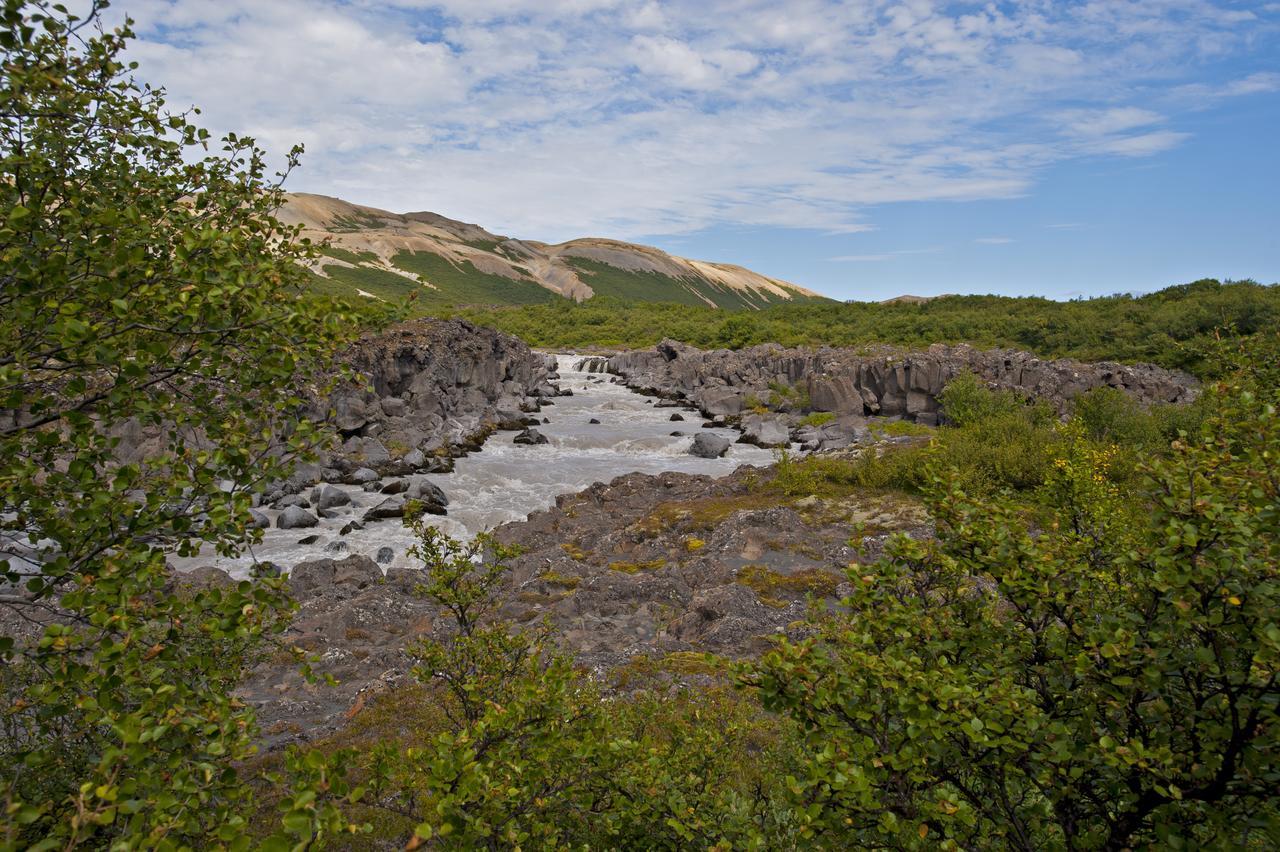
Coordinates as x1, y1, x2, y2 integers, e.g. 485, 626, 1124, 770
239, 461, 933, 743
609, 340, 1197, 425
272, 319, 557, 498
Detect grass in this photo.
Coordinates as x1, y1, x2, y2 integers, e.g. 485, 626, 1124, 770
318, 245, 378, 265
869, 419, 934, 438
798, 411, 835, 427
392, 251, 558, 307
736, 565, 842, 608
560, 542, 590, 561
634, 492, 780, 537
310, 263, 422, 302
611, 651, 730, 688
608, 559, 666, 574
563, 256, 809, 311
540, 570, 581, 590
329, 210, 385, 232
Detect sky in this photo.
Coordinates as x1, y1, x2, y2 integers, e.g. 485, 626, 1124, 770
93, 0, 1280, 301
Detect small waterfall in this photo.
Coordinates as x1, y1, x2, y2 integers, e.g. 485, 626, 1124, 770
573, 355, 610, 374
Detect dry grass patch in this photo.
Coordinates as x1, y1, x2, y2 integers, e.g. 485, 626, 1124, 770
736, 564, 842, 608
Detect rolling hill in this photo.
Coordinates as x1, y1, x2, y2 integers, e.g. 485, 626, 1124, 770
277, 193, 829, 310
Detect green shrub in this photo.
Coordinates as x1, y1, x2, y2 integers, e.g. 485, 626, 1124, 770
937, 372, 1030, 426
798, 411, 836, 427
453, 280, 1280, 377
747, 333, 1280, 849
1072, 386, 1163, 447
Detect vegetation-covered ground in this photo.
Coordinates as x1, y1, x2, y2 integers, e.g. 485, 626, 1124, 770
446, 278, 1280, 375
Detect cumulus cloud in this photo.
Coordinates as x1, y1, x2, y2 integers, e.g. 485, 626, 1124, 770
88, 0, 1278, 240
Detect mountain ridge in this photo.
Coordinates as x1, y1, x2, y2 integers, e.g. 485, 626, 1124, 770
278, 193, 829, 309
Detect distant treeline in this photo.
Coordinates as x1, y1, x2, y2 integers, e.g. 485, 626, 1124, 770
444, 279, 1279, 376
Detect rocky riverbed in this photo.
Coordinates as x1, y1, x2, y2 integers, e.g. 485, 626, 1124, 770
173, 350, 777, 577
232, 457, 933, 745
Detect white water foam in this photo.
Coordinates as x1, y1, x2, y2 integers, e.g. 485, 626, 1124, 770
173, 354, 778, 578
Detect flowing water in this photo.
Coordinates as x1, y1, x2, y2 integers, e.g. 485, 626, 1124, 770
175, 355, 778, 578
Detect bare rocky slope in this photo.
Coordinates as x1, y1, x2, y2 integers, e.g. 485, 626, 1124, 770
278, 193, 827, 310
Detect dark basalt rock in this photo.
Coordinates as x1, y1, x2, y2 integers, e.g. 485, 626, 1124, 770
513, 428, 549, 446
380, 479, 410, 495
316, 485, 351, 511
689, 432, 730, 458
276, 506, 319, 529
608, 339, 1198, 423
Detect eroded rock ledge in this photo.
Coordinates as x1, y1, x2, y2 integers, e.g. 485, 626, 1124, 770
281, 319, 559, 493
608, 340, 1198, 424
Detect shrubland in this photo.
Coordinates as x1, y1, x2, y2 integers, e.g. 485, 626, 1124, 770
447, 281, 1280, 376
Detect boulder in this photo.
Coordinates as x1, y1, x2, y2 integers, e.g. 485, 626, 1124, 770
380, 479, 410, 495
362, 496, 407, 522
513, 428, 549, 446
411, 479, 449, 515
316, 485, 351, 511
375, 546, 395, 565
289, 555, 381, 597
171, 565, 234, 591
669, 412, 685, 422
688, 432, 730, 459
247, 508, 271, 529
331, 395, 369, 432
347, 467, 379, 485
273, 493, 310, 510
738, 415, 790, 448
276, 506, 319, 529
698, 387, 744, 417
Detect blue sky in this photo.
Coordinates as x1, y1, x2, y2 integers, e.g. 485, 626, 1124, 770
103, 0, 1279, 301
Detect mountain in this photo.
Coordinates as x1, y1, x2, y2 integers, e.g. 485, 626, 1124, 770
277, 194, 829, 309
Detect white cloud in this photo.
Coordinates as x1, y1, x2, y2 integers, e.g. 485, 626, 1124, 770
975, 237, 1015, 244
88, 0, 1278, 240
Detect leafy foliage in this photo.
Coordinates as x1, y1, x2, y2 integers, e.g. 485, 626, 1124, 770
451, 279, 1280, 375
746, 334, 1280, 849
286, 519, 811, 850
0, 2, 358, 846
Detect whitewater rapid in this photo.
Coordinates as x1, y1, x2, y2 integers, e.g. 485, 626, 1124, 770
176, 354, 777, 578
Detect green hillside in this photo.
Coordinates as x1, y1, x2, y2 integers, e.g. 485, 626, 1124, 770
561, 256, 818, 310
302, 236, 829, 310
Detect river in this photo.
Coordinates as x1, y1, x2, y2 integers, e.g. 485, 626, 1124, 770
176, 354, 778, 578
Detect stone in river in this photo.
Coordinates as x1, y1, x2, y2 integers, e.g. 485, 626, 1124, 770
688, 433, 730, 459
277, 506, 319, 529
